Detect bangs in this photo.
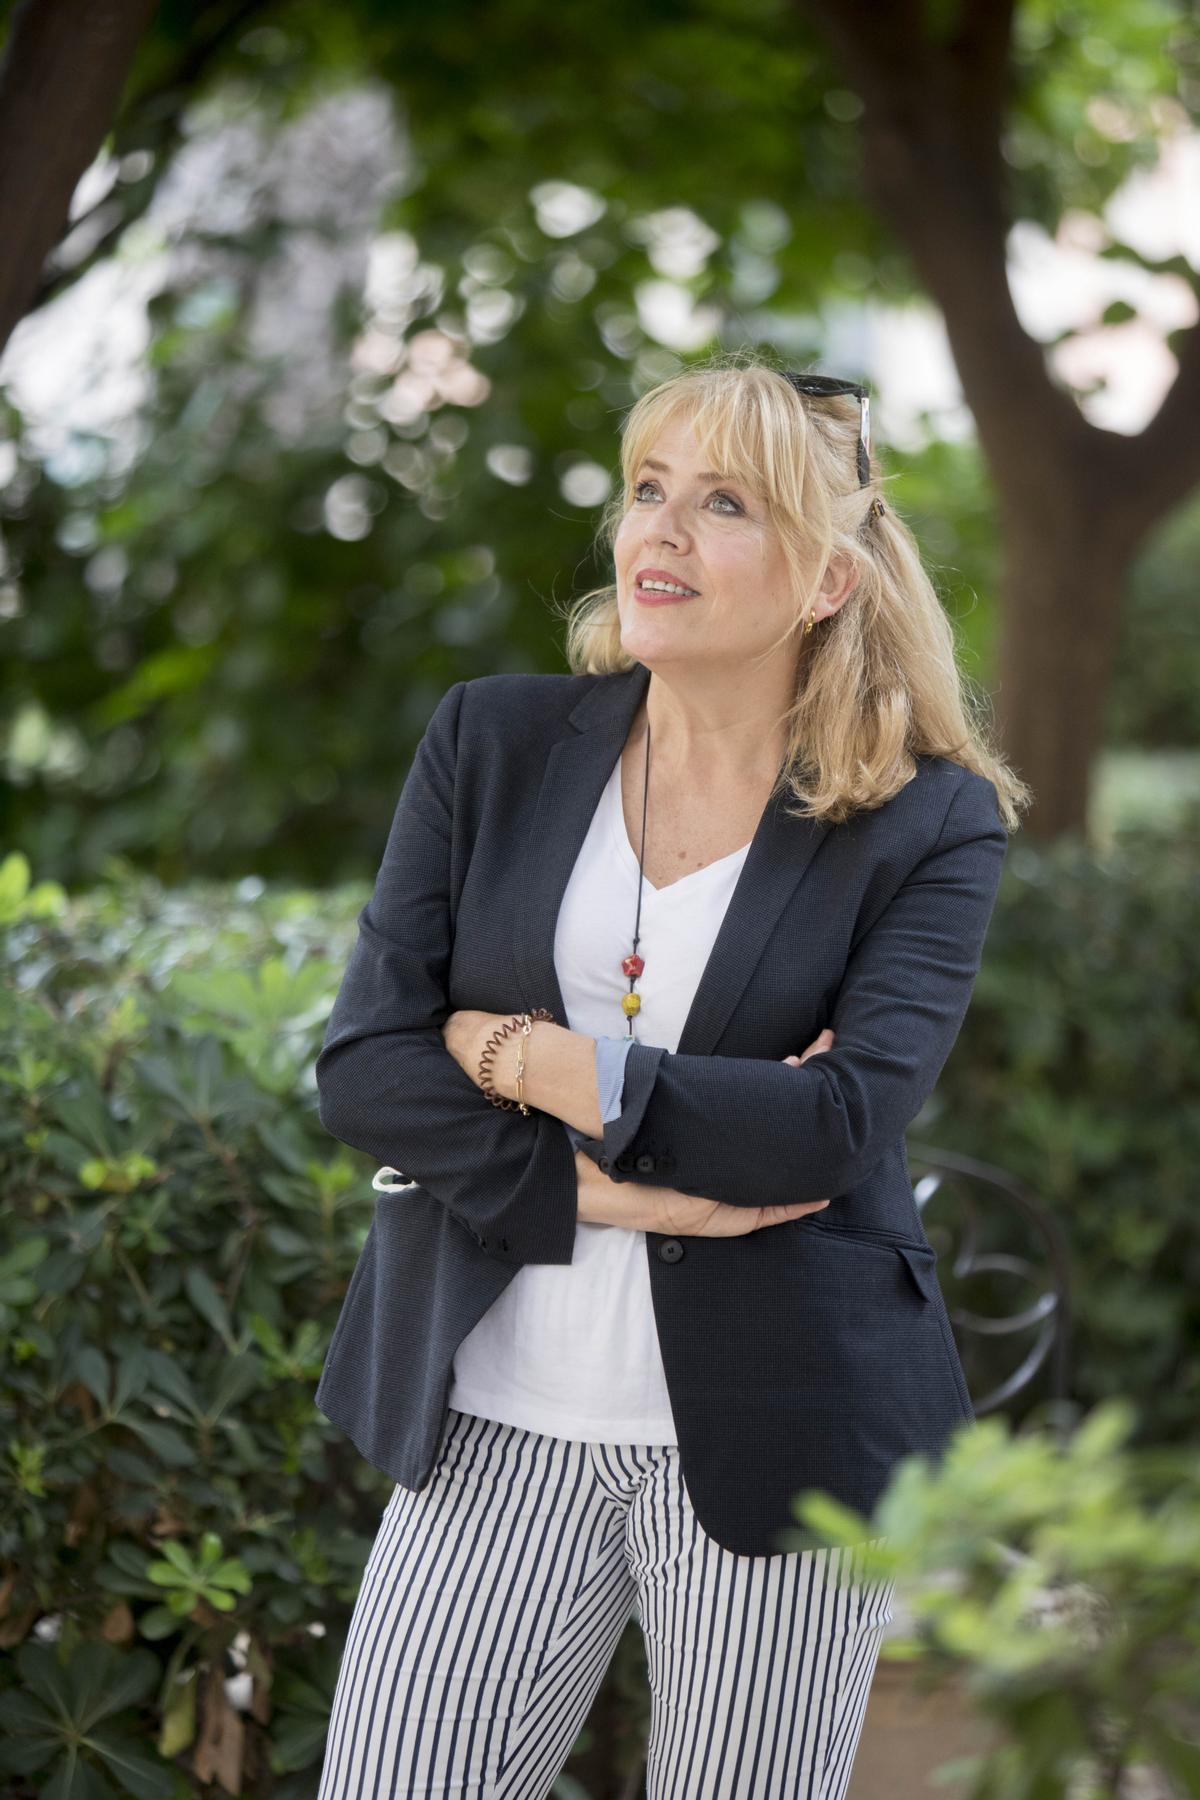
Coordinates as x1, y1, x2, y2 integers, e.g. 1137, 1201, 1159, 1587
621, 372, 807, 513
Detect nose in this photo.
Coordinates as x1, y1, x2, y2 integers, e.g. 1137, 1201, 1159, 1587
650, 500, 688, 545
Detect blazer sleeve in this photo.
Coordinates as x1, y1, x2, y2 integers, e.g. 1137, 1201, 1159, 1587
588, 769, 1009, 1209
314, 679, 580, 1268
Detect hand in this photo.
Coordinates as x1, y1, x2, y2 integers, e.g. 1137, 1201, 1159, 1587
576, 1152, 829, 1237
782, 1025, 834, 1071
576, 1026, 837, 1238
440, 1009, 506, 1088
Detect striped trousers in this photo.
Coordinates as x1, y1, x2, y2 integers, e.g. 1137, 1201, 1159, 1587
318, 1408, 894, 1799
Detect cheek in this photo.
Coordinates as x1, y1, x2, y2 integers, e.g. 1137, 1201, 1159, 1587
613, 518, 637, 564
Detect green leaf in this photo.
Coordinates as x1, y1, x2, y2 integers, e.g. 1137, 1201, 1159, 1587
147, 1561, 185, 1588
1072, 1397, 1137, 1461
123, 1415, 194, 1466
138, 1605, 182, 1641
16, 1641, 72, 1712
156, 1540, 196, 1578
110, 1350, 152, 1416
0, 1688, 59, 1737
43, 1754, 119, 1800
103, 1540, 156, 1580
788, 1488, 874, 1547
69, 1645, 159, 1729
142, 1352, 198, 1415
157, 1669, 196, 1759
86, 1726, 180, 1800
211, 1560, 252, 1594
183, 1265, 234, 1346
0, 851, 31, 911
104, 1449, 160, 1487
208, 1351, 263, 1414
75, 1348, 111, 1411
0, 1235, 50, 1277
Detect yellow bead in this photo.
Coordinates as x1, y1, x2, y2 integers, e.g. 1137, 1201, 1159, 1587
621, 991, 641, 1016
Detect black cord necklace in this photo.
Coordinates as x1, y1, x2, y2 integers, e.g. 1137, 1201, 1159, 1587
619, 716, 651, 1037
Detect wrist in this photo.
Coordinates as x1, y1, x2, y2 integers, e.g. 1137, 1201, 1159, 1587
492, 1015, 561, 1103
485, 1016, 603, 1138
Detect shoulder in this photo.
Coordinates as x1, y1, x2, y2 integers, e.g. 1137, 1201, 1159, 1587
853, 754, 1002, 850
417, 670, 605, 763
911, 754, 1004, 841
462, 669, 591, 708
456, 670, 602, 736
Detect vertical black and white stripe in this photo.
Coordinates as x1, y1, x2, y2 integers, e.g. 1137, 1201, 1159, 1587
318, 1409, 894, 1799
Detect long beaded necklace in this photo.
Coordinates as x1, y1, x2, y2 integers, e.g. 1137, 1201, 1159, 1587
618, 717, 652, 1036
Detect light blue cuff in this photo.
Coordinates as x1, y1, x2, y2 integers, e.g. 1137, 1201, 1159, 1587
595, 1033, 633, 1123
564, 1033, 633, 1150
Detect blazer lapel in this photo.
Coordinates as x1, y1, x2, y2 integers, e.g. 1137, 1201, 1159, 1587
512, 662, 833, 1058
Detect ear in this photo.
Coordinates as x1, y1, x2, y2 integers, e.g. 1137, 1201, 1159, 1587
817, 550, 860, 617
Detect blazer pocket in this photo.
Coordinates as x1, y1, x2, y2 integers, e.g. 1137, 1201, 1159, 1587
806, 1219, 939, 1303
802, 1220, 973, 1419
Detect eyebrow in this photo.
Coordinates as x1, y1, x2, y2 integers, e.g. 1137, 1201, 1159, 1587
638, 456, 743, 487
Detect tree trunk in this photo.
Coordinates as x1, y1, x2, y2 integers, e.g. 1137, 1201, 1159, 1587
800, 0, 1200, 841
994, 511, 1131, 839
0, 0, 159, 356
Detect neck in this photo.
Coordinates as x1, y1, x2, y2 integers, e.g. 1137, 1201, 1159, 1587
636, 667, 794, 785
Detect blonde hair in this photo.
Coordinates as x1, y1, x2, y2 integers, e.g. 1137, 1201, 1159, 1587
552, 349, 1031, 832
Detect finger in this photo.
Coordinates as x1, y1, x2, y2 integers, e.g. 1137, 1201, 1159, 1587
758, 1199, 828, 1223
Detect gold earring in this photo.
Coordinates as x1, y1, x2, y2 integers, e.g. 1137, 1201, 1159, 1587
803, 607, 817, 635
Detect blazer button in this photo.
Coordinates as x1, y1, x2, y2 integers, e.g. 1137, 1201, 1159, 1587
598, 1156, 611, 1173
657, 1238, 684, 1263
616, 1152, 635, 1172
635, 1154, 655, 1173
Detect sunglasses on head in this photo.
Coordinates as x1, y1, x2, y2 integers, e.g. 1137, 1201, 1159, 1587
779, 371, 872, 489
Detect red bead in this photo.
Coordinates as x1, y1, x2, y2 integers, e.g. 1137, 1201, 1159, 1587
621, 954, 645, 977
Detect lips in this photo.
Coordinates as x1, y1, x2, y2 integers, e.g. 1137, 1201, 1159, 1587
633, 566, 700, 605
635, 584, 696, 605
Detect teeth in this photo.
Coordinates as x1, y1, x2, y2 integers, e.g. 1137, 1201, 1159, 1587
641, 579, 696, 595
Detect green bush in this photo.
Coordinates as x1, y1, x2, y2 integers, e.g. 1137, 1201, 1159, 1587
0, 854, 379, 1797
0, 804, 1196, 1793
784, 1398, 1200, 1798
931, 798, 1200, 1445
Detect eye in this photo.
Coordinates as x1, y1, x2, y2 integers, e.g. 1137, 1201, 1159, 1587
633, 479, 743, 516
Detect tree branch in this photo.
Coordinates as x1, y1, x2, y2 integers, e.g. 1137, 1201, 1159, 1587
0, 0, 161, 358
0, 0, 274, 354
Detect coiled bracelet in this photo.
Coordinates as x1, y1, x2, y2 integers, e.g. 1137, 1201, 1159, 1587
478, 1008, 556, 1114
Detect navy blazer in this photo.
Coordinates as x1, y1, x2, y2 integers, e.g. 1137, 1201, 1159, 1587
313, 660, 1009, 1556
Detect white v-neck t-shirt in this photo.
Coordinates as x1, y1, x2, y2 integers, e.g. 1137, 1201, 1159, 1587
447, 752, 752, 1443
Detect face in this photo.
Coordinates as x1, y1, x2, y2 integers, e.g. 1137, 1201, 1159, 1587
613, 412, 803, 674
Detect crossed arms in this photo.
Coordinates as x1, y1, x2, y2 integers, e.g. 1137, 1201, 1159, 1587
315, 680, 1009, 1265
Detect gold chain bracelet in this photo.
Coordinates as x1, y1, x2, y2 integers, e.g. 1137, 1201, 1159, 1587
478, 1008, 556, 1113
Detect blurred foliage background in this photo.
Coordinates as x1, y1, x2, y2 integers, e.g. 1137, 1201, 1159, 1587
1, 0, 1198, 882
2, 0, 1199, 1794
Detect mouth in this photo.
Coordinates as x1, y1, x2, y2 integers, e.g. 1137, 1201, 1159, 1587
633, 575, 701, 606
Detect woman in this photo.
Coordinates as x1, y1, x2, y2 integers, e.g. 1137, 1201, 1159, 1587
313, 355, 1029, 1798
